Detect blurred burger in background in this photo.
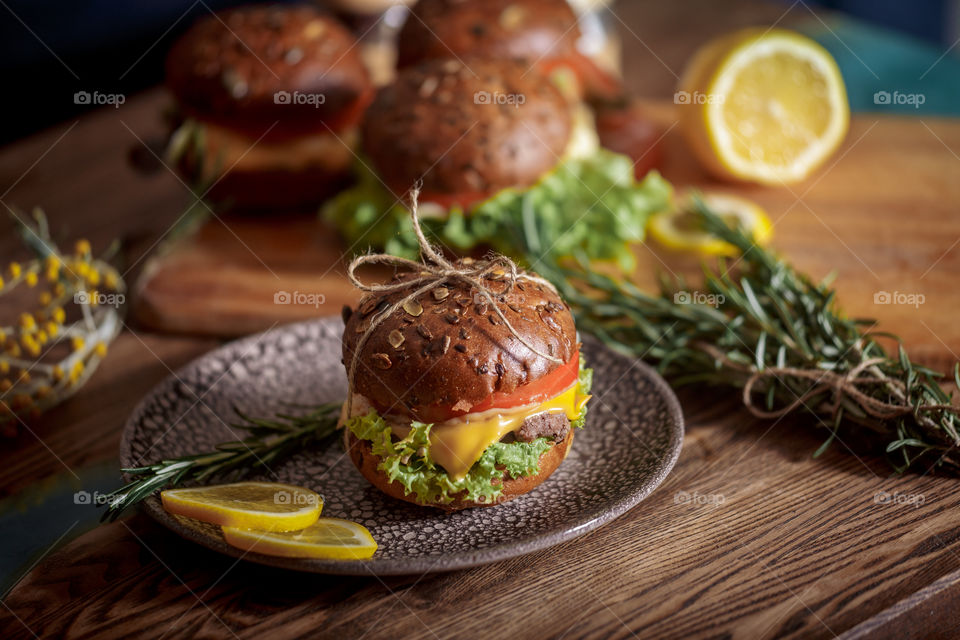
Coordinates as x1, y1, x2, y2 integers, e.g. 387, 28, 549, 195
322, 0, 416, 87
323, 56, 670, 270
397, 0, 621, 102
164, 4, 373, 210
394, 0, 664, 185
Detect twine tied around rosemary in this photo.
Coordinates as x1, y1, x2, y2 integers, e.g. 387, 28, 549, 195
343, 185, 563, 418
696, 342, 957, 424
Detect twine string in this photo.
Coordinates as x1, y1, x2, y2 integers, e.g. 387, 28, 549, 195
695, 342, 955, 422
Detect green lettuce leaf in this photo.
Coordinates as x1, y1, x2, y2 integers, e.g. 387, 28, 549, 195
346, 411, 552, 505
345, 363, 594, 505
322, 149, 672, 271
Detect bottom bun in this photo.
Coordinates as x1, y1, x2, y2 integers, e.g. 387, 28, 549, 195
345, 428, 574, 511
191, 165, 351, 211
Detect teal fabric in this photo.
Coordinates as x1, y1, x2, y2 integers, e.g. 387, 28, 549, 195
0, 461, 123, 597
801, 17, 960, 115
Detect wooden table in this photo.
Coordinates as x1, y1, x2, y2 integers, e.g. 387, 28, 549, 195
4, 2, 960, 638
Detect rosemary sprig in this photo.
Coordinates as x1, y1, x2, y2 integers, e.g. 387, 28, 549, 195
101, 402, 341, 521
521, 198, 960, 473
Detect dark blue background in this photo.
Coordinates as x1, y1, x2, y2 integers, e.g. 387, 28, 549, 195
0, 0, 955, 143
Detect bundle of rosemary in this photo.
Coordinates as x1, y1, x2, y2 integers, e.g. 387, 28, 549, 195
518, 199, 960, 473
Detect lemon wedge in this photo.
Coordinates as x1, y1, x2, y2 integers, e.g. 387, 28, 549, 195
677, 28, 849, 184
649, 192, 772, 256
223, 518, 378, 560
161, 482, 322, 532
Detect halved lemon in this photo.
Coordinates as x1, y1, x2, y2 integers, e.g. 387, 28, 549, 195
648, 192, 772, 256
161, 482, 322, 532
677, 28, 849, 184
223, 518, 378, 560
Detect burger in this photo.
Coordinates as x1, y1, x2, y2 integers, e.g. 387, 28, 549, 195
323, 57, 670, 271
396, 0, 622, 102
363, 58, 577, 212
164, 5, 373, 209
340, 265, 593, 509
395, 0, 666, 201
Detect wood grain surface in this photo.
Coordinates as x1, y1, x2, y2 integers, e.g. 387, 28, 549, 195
3, 1, 960, 638
5, 393, 960, 640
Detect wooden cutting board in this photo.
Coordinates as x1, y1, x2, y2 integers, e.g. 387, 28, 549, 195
132, 104, 960, 370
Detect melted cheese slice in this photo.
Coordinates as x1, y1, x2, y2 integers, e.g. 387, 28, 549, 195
563, 102, 600, 161
170, 120, 357, 173
392, 383, 590, 480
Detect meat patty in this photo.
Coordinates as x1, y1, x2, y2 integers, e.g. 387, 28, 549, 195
517, 412, 570, 444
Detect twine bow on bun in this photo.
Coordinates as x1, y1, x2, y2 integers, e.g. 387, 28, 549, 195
344, 185, 562, 416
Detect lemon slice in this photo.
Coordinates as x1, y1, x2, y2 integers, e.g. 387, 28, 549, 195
649, 192, 772, 256
161, 482, 322, 532
223, 518, 378, 560
677, 28, 849, 184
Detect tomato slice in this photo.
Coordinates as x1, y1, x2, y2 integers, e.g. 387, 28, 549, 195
595, 101, 665, 180
539, 55, 624, 102
393, 351, 580, 423
469, 351, 580, 415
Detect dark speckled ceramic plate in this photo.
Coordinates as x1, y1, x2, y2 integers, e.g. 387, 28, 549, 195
121, 317, 683, 575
